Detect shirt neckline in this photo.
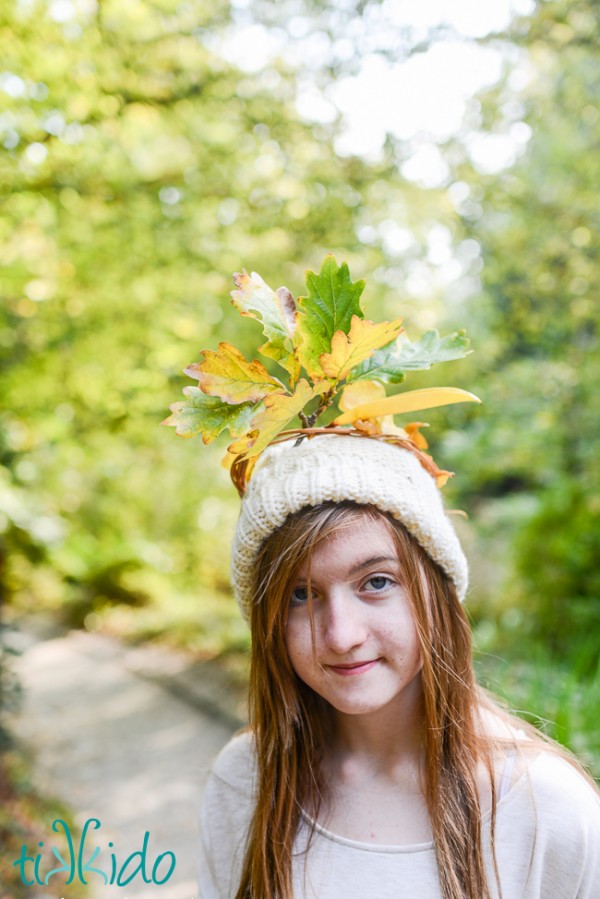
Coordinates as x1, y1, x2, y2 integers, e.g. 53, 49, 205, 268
299, 748, 544, 854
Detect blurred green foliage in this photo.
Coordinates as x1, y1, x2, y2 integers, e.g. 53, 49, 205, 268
0, 748, 86, 899
0, 0, 599, 766
442, 0, 600, 677
0, 0, 399, 635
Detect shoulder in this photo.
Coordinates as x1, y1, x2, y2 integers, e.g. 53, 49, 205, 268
198, 731, 257, 897
524, 750, 600, 816
506, 749, 600, 845
493, 751, 600, 897
199, 731, 257, 845
209, 729, 258, 794
479, 704, 600, 822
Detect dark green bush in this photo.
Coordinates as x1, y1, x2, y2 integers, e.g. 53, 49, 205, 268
513, 480, 600, 670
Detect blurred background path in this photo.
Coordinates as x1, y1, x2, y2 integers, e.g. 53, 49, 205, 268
6, 621, 246, 899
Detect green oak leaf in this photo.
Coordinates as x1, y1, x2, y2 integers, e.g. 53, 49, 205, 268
347, 330, 471, 384
161, 387, 261, 442
230, 270, 300, 385
295, 254, 366, 379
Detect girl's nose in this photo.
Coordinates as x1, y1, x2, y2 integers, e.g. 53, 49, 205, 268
322, 592, 368, 655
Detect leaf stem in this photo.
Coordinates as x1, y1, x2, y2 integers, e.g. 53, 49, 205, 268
306, 387, 336, 427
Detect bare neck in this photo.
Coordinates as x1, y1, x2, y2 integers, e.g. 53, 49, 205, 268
329, 677, 425, 775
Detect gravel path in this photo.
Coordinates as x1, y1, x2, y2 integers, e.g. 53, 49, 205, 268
6, 622, 246, 899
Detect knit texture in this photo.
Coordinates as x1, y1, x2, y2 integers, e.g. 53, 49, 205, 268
230, 434, 468, 620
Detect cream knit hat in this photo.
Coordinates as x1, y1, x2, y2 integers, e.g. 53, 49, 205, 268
230, 433, 468, 620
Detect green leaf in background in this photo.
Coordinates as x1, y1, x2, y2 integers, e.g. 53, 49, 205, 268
162, 387, 260, 442
348, 329, 471, 383
295, 254, 366, 378
230, 270, 300, 386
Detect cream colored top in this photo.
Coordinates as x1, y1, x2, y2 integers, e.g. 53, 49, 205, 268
197, 731, 600, 899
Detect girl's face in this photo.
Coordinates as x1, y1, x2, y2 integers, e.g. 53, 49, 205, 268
284, 514, 424, 721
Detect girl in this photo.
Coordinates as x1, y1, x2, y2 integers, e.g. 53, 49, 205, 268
197, 432, 600, 899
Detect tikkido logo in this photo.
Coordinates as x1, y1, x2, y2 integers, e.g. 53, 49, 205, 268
12, 817, 177, 888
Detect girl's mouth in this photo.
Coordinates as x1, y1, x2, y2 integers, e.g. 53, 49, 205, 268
327, 659, 379, 676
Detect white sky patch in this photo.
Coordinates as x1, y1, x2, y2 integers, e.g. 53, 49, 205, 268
208, 1, 533, 179
48, 0, 97, 21
329, 42, 505, 157
24, 142, 48, 164
43, 111, 66, 136
1, 72, 27, 98
378, 219, 415, 255
206, 24, 287, 73
401, 144, 450, 188
466, 134, 516, 174
426, 224, 453, 265
49, 0, 76, 21
379, 0, 534, 38
296, 79, 338, 124
466, 122, 532, 174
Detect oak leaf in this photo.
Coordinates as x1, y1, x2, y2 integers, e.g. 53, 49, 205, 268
161, 387, 260, 442
339, 381, 408, 438
348, 330, 471, 384
295, 254, 366, 379
352, 418, 382, 435
333, 387, 481, 425
339, 380, 386, 412
227, 378, 329, 460
404, 421, 429, 449
186, 342, 286, 404
319, 316, 404, 381
231, 271, 300, 384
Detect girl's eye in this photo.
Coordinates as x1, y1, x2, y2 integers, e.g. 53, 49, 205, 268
290, 586, 309, 606
363, 575, 393, 592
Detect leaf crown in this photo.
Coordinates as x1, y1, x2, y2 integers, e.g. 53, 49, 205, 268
163, 254, 480, 491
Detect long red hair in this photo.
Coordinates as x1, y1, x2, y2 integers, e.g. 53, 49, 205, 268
234, 500, 595, 899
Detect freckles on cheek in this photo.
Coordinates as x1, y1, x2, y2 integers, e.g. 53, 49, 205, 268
285, 621, 313, 669
284, 621, 300, 659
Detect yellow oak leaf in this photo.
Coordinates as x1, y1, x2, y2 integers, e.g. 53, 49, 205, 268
333, 387, 481, 425
221, 449, 237, 470
319, 316, 404, 382
186, 341, 286, 404
227, 378, 329, 460
339, 380, 386, 412
339, 381, 410, 438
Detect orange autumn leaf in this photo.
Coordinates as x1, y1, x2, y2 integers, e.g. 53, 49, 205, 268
353, 418, 382, 435
405, 421, 430, 450
435, 470, 453, 488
